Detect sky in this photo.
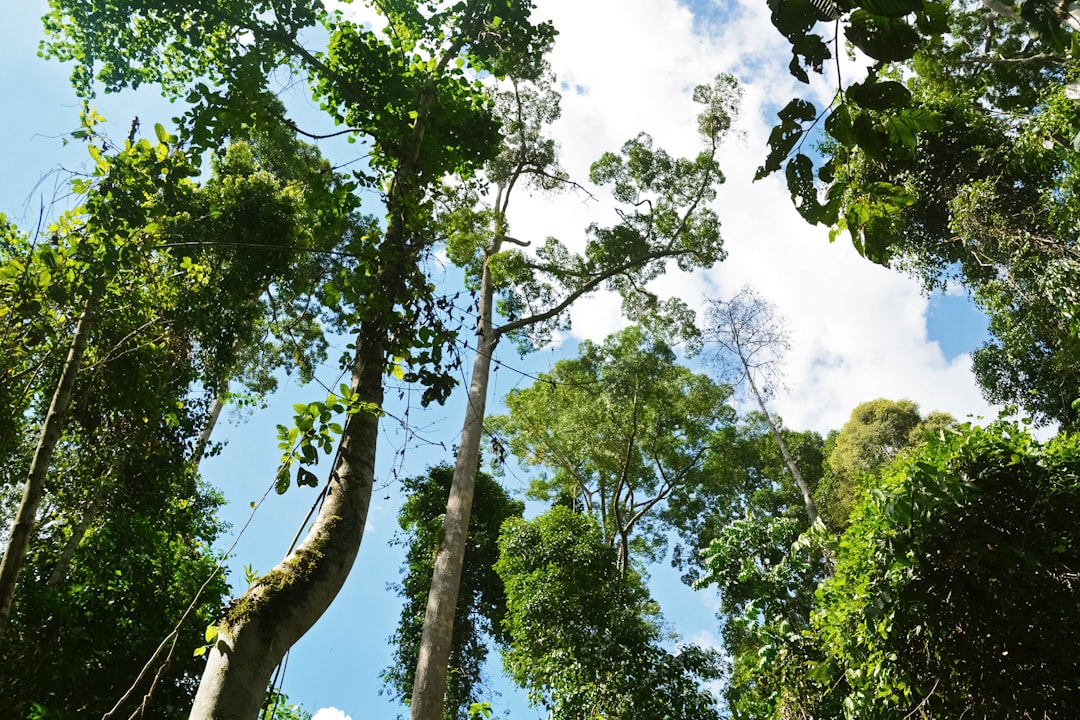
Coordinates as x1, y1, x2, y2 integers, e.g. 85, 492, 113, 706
1, 0, 999, 718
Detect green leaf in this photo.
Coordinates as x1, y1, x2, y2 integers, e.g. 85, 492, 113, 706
297, 467, 320, 488
204, 624, 219, 644
846, 11, 920, 62
852, 113, 888, 160
847, 79, 912, 112
825, 104, 856, 145
786, 153, 824, 224
860, 0, 923, 17
914, 1, 949, 33
757, 98, 817, 180
275, 463, 291, 494
154, 122, 169, 144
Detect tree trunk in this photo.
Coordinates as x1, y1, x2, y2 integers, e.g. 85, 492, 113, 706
189, 379, 228, 469
409, 254, 498, 720
189, 62, 440, 716
744, 367, 820, 526
188, 326, 385, 720
45, 495, 102, 589
0, 288, 100, 641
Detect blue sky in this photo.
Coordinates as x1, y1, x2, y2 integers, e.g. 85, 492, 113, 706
3, 1, 994, 718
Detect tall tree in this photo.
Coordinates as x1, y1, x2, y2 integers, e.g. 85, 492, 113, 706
494, 325, 734, 572
0, 122, 200, 639
817, 398, 953, 528
704, 286, 823, 526
496, 507, 724, 720
671, 413, 828, 717
408, 72, 740, 720
383, 465, 522, 720
41, 3, 557, 716
0, 117, 352, 716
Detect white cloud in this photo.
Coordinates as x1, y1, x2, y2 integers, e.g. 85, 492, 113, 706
501, 0, 997, 434
313, 708, 352, 720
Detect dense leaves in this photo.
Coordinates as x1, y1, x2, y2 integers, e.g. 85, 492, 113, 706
496, 507, 724, 720
384, 465, 523, 720
494, 326, 734, 570
814, 420, 1080, 718
817, 398, 953, 528
762, 0, 1080, 426
705, 419, 1080, 719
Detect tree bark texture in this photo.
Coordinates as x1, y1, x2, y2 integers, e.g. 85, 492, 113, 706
744, 366, 820, 526
189, 59, 438, 718
409, 255, 498, 720
188, 328, 385, 720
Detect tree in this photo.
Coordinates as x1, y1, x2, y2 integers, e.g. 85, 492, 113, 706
812, 420, 1080, 718
493, 325, 734, 572
407, 72, 740, 720
383, 465, 522, 720
0, 122, 199, 638
704, 286, 823, 526
0, 115, 353, 716
42, 3, 558, 716
817, 398, 953, 528
0, 479, 230, 719
701, 419, 1080, 719
676, 414, 828, 718
496, 507, 724, 720
758, 0, 1080, 427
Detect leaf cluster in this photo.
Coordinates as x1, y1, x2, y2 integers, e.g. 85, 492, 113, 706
496, 507, 724, 720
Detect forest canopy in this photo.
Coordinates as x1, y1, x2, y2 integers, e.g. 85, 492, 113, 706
1, 0, 1078, 718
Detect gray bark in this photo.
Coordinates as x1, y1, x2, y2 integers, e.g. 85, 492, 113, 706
409, 247, 498, 720
189, 380, 228, 469
46, 495, 102, 589
188, 40, 446, 716
744, 361, 820, 526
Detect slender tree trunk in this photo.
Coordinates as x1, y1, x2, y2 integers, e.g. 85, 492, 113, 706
189, 379, 228, 469
743, 367, 820, 526
189, 64, 439, 715
409, 254, 498, 720
46, 495, 102, 589
0, 288, 100, 641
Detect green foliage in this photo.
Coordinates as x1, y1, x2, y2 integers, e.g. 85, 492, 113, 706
494, 325, 734, 569
684, 414, 829, 717
0, 115, 359, 714
714, 420, 1080, 719
761, 0, 1080, 426
261, 687, 314, 720
0, 481, 230, 719
670, 412, 826, 582
812, 420, 1080, 718
384, 465, 523, 720
817, 398, 953, 528
496, 507, 724, 720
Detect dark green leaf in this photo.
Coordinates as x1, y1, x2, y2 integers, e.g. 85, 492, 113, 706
757, 99, 817, 180
297, 467, 320, 488
848, 79, 912, 111
275, 463, 291, 494
861, 0, 923, 18
825, 104, 856, 145
846, 11, 920, 62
